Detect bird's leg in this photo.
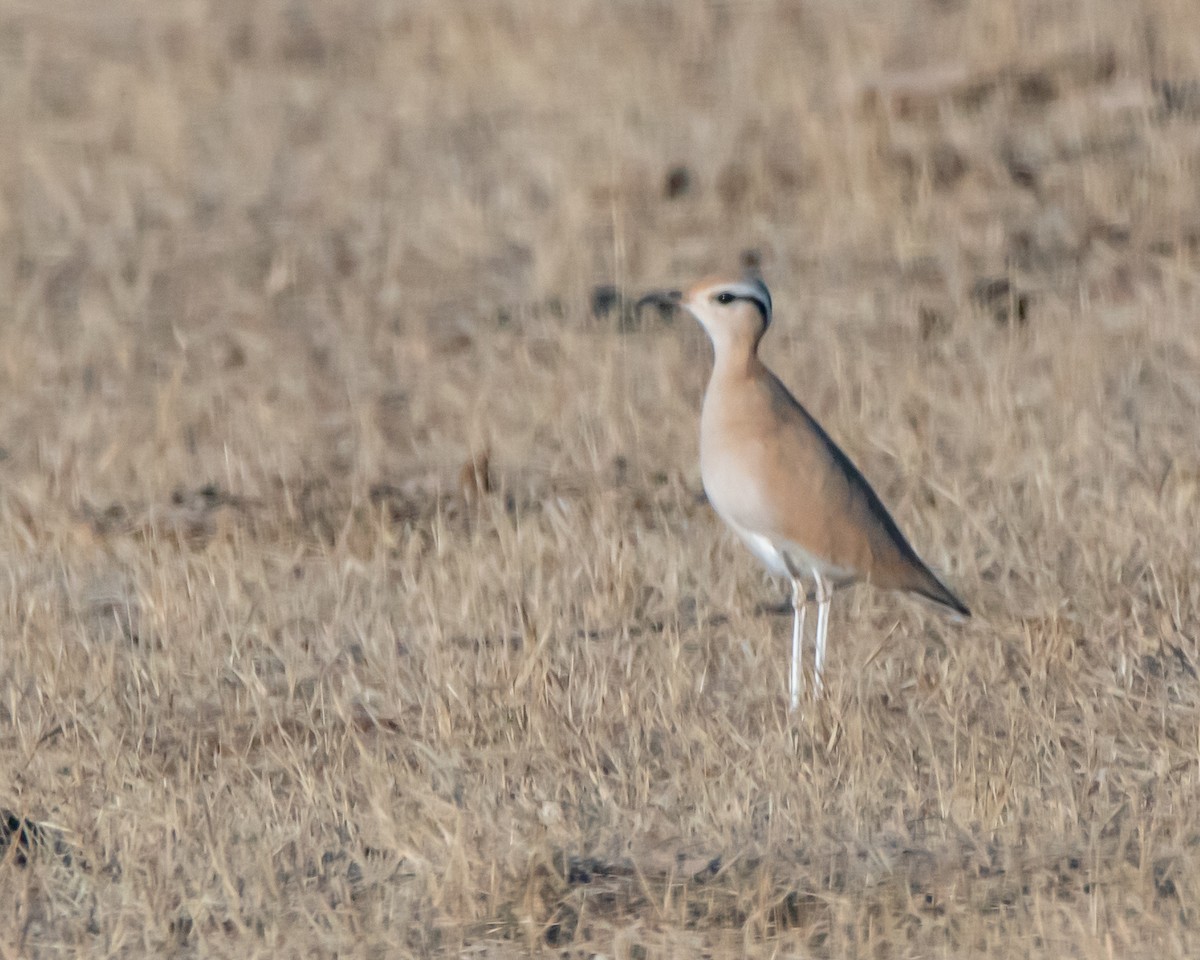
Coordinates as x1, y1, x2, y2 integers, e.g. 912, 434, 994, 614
789, 576, 806, 712
812, 572, 831, 699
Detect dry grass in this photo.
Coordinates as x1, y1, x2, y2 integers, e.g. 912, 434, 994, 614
2, 0, 1200, 956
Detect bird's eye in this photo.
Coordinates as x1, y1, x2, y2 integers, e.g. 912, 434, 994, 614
715, 292, 736, 305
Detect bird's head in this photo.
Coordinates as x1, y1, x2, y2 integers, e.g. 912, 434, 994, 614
637, 274, 773, 350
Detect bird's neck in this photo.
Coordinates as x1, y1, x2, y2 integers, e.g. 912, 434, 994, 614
708, 332, 765, 382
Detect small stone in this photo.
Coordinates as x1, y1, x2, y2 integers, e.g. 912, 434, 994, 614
663, 165, 692, 199
591, 284, 621, 318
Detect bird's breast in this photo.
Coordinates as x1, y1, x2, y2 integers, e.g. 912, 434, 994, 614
699, 385, 779, 533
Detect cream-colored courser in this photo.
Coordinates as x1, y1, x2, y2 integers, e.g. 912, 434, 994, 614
640, 273, 969, 709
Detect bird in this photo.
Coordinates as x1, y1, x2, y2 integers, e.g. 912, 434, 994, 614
637, 273, 969, 709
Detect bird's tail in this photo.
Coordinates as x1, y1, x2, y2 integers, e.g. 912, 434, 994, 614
912, 565, 971, 618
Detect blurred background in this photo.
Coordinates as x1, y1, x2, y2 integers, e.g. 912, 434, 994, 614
5, 0, 1198, 499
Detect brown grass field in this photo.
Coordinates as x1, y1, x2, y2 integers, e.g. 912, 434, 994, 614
2, 0, 1200, 956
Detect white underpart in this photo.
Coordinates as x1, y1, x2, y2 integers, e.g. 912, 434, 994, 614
740, 530, 790, 577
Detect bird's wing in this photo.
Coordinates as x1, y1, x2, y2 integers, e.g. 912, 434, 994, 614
762, 372, 969, 614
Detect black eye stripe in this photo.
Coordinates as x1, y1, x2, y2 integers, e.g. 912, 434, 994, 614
712, 289, 770, 323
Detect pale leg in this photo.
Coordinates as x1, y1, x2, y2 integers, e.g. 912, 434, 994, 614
789, 577, 806, 712
812, 572, 830, 699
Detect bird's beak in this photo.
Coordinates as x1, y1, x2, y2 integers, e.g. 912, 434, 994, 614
634, 289, 683, 312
